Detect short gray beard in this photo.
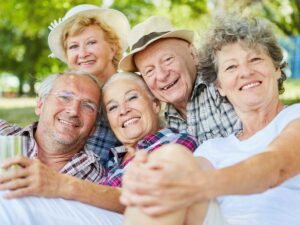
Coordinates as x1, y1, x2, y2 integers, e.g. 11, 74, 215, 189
49, 131, 82, 154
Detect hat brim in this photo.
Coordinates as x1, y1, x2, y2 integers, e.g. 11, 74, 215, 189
48, 8, 130, 63
118, 30, 194, 72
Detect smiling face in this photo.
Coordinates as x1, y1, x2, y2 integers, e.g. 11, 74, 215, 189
35, 75, 100, 151
134, 38, 197, 112
103, 79, 160, 147
216, 41, 281, 112
66, 25, 117, 83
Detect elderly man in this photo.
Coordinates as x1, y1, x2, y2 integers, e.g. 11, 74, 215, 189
119, 16, 241, 144
0, 70, 104, 184
0, 71, 123, 225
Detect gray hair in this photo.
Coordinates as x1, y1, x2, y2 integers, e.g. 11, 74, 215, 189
38, 70, 101, 99
198, 14, 287, 94
102, 72, 156, 100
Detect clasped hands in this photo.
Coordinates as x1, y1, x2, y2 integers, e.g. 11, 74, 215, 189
121, 151, 203, 216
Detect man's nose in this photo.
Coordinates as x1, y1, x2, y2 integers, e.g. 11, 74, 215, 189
156, 65, 170, 81
66, 99, 81, 115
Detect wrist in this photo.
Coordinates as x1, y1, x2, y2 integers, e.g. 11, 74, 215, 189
56, 174, 78, 199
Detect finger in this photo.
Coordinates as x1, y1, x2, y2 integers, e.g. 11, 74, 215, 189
3, 186, 34, 199
1, 156, 32, 169
120, 189, 133, 206
143, 158, 173, 170
0, 168, 29, 183
0, 177, 29, 191
142, 204, 174, 217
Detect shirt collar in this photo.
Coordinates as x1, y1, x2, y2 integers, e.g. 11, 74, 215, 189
164, 70, 208, 119
109, 145, 127, 165
190, 70, 208, 99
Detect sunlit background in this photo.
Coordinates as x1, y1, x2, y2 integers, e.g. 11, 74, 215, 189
0, 0, 299, 126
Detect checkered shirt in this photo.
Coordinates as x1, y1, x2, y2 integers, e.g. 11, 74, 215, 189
0, 119, 105, 183
165, 71, 242, 144
85, 114, 121, 169
101, 128, 198, 187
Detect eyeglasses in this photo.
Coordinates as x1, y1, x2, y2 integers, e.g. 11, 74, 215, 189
49, 91, 98, 114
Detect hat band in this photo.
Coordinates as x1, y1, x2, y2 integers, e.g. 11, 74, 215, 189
132, 31, 170, 51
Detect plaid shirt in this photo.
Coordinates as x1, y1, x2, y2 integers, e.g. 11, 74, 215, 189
101, 128, 198, 187
165, 71, 242, 144
85, 113, 121, 169
0, 119, 105, 183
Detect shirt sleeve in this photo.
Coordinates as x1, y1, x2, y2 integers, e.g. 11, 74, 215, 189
0, 119, 22, 135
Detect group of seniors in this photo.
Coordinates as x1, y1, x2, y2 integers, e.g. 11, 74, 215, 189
0, 3, 299, 225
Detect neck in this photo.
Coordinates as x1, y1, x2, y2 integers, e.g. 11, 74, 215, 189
174, 102, 188, 120
235, 100, 283, 140
98, 66, 117, 84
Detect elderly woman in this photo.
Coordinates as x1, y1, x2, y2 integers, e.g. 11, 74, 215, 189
121, 15, 300, 225
100, 72, 197, 188
0, 72, 197, 224
48, 3, 130, 159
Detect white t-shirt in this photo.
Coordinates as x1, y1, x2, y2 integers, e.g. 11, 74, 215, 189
194, 103, 300, 225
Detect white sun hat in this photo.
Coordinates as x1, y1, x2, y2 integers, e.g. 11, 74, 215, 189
118, 16, 194, 72
48, 4, 130, 63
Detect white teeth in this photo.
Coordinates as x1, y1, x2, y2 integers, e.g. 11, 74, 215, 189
123, 118, 140, 127
79, 60, 94, 65
59, 119, 76, 127
241, 82, 260, 90
162, 81, 176, 90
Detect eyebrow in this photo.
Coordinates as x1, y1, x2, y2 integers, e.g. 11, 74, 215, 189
125, 89, 136, 95
55, 90, 75, 95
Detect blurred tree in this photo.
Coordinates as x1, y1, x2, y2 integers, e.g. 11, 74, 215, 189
210, 0, 300, 35
0, 0, 299, 97
0, 0, 102, 96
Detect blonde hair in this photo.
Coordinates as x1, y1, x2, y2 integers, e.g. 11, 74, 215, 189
62, 15, 122, 68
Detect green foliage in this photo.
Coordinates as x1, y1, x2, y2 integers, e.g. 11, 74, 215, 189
0, 107, 38, 127
0, 0, 300, 97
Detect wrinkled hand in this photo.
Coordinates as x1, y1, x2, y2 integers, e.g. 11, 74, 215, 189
0, 156, 63, 199
121, 157, 203, 216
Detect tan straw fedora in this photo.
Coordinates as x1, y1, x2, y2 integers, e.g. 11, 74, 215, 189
48, 4, 130, 63
119, 16, 194, 72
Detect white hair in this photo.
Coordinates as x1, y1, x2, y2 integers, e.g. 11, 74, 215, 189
102, 72, 155, 100
38, 70, 101, 99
